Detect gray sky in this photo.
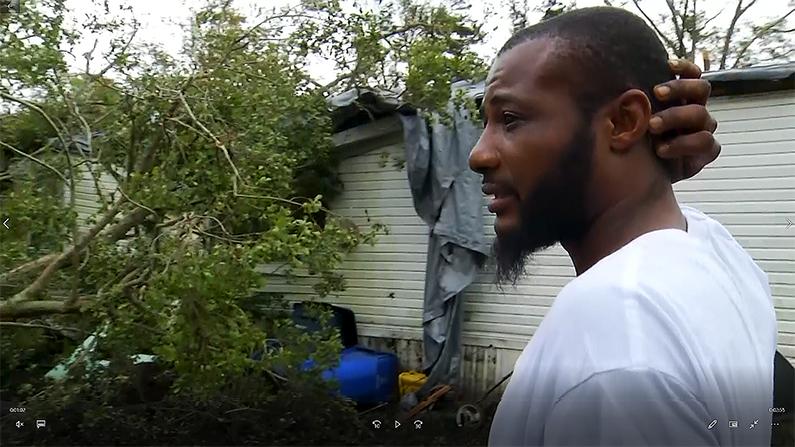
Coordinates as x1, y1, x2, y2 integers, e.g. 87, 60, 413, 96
61, 0, 793, 82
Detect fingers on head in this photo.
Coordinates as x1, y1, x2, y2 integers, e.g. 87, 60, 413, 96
681, 140, 721, 180
650, 104, 713, 134
668, 132, 721, 162
669, 59, 703, 79
709, 116, 718, 133
654, 78, 712, 105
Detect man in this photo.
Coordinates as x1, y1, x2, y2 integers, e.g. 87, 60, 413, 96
469, 7, 776, 447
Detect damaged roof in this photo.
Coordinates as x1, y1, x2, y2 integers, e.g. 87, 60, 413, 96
704, 62, 795, 97
329, 63, 795, 130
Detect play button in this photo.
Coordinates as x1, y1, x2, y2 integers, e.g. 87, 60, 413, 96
394, 420, 401, 429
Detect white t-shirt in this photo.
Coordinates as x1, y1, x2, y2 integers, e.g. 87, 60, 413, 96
489, 206, 777, 447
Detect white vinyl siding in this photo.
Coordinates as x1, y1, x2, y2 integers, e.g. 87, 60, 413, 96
63, 163, 119, 231
686, 92, 795, 361
261, 141, 430, 342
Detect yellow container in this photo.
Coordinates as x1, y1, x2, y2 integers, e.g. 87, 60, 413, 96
399, 371, 427, 396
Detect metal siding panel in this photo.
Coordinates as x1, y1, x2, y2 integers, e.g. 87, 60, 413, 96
716, 116, 794, 134
679, 92, 795, 364
717, 140, 795, 156
63, 163, 119, 231
716, 128, 795, 145
694, 165, 794, 180
714, 152, 795, 167
710, 103, 795, 121
707, 92, 795, 111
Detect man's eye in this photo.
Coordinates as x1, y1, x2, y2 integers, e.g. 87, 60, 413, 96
503, 112, 520, 128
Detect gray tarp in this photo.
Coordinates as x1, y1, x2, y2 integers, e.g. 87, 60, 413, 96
399, 81, 489, 395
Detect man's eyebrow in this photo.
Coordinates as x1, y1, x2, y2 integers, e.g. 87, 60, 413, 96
480, 92, 530, 116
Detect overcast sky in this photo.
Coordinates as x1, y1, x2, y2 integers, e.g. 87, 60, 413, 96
61, 0, 793, 82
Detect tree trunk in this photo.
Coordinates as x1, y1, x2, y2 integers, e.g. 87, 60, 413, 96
3, 199, 129, 305
719, 0, 758, 69
0, 299, 86, 319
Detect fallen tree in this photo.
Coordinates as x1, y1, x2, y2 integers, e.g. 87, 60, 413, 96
0, 0, 487, 397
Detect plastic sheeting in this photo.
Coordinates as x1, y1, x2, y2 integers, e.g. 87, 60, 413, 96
399, 80, 489, 395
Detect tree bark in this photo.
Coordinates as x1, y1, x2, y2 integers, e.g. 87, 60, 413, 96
0, 201, 157, 289
0, 254, 59, 285
0, 299, 86, 319
631, 0, 679, 55
731, 9, 795, 68
5, 199, 128, 305
719, 0, 758, 69
102, 206, 152, 243
665, 0, 688, 58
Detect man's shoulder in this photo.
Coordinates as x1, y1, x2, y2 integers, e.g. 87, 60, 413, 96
556, 229, 700, 307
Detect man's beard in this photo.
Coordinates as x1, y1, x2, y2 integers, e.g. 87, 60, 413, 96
494, 124, 595, 286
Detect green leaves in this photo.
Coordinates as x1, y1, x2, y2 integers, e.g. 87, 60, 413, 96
0, 0, 69, 89
288, 0, 487, 111
0, 0, 482, 403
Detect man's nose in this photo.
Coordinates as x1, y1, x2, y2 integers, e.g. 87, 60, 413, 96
469, 134, 499, 175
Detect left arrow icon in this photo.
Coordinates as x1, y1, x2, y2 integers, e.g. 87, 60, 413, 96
2, 218, 8, 229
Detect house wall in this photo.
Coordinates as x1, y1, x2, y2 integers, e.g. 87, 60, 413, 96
263, 90, 795, 396
678, 92, 795, 359
63, 163, 119, 230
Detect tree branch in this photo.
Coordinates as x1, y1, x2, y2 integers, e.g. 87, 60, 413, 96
177, 92, 241, 184
0, 202, 156, 288
0, 321, 85, 338
0, 299, 87, 320
96, 26, 139, 78
222, 11, 308, 56
84, 38, 99, 74
6, 82, 82, 306
665, 0, 687, 57
0, 254, 59, 286
115, 187, 158, 220
134, 76, 195, 174
719, 0, 759, 69
689, 0, 698, 60
731, 9, 795, 68
0, 140, 68, 183
631, 0, 680, 54
5, 199, 128, 305
54, 78, 110, 208
0, 92, 71, 164
102, 206, 152, 242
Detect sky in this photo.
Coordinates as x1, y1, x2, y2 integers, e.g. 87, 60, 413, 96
60, 0, 793, 82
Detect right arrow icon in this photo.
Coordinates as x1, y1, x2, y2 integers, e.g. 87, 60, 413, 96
787, 217, 793, 230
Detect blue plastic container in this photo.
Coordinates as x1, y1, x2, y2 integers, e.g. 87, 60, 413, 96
304, 346, 398, 404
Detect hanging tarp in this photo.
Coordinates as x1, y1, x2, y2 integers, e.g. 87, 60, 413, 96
399, 80, 489, 394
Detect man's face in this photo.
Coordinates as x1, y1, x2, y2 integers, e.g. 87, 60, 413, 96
469, 38, 596, 284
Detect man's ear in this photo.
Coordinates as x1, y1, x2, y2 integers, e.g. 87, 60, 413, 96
608, 89, 652, 154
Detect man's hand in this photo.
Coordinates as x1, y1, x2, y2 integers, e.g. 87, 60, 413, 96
649, 59, 720, 182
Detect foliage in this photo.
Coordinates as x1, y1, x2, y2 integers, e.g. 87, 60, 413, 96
625, 0, 794, 70
504, 1, 794, 70
0, 0, 487, 431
